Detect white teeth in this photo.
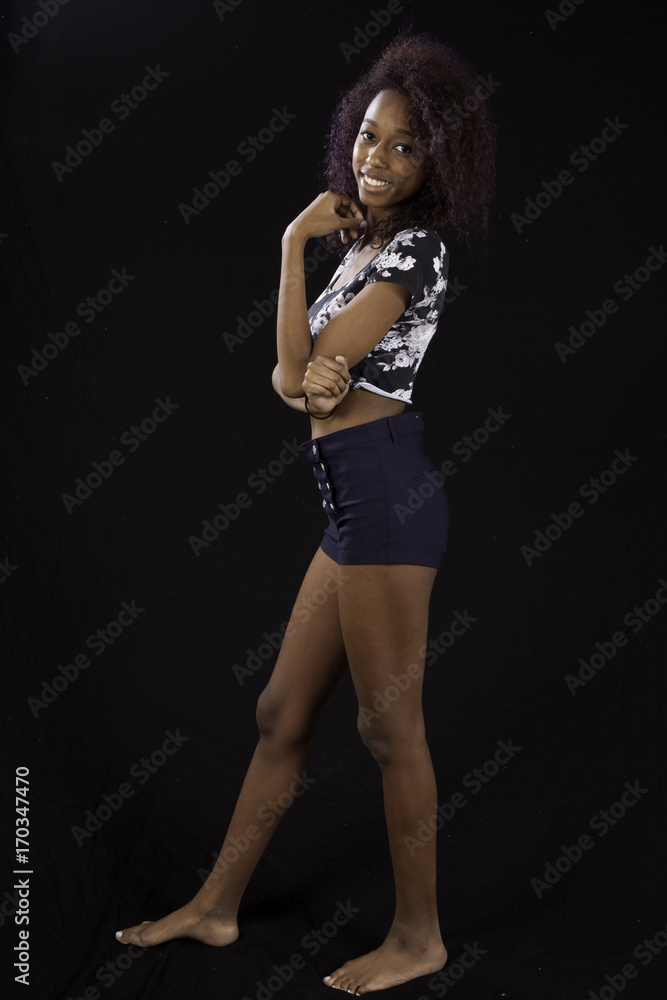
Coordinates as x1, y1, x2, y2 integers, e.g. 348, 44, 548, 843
364, 176, 389, 187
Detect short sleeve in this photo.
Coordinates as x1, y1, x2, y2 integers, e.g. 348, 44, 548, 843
365, 229, 447, 306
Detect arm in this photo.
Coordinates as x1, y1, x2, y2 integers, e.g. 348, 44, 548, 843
271, 363, 307, 412
276, 191, 366, 397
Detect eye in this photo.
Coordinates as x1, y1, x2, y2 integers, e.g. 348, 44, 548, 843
358, 130, 413, 155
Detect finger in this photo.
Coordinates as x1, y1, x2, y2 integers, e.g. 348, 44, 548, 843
334, 355, 350, 377
306, 371, 345, 391
305, 364, 343, 387
303, 380, 335, 397
305, 374, 345, 396
315, 356, 350, 381
337, 217, 367, 230
311, 357, 348, 379
336, 193, 365, 220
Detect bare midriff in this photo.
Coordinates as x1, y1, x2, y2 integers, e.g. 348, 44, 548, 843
309, 385, 406, 439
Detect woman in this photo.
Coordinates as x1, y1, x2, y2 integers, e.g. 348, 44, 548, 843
116, 32, 495, 994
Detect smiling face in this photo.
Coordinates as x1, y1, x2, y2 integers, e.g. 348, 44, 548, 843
352, 89, 425, 225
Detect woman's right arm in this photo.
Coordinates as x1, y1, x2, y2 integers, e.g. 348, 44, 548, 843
271, 363, 307, 412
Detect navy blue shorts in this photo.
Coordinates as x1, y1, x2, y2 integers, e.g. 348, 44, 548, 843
300, 411, 449, 568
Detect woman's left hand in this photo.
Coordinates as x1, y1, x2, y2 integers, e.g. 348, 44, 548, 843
302, 355, 350, 416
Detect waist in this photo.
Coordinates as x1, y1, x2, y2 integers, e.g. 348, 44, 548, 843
301, 410, 425, 458
308, 384, 407, 439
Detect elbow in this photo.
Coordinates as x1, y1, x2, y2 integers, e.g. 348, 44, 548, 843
272, 363, 304, 399
281, 380, 305, 398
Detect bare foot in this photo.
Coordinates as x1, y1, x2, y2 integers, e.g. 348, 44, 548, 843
115, 898, 239, 949
324, 935, 447, 994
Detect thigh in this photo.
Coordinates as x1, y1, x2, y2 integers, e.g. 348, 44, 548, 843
257, 546, 349, 728
337, 563, 437, 722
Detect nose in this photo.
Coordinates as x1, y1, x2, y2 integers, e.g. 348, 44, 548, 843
366, 141, 389, 167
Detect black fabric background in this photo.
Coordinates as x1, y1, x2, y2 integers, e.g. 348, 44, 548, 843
1, 1, 666, 998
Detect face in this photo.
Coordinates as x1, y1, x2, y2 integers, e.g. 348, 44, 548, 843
352, 89, 425, 222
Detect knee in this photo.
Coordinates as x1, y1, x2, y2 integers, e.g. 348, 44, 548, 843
356, 709, 426, 766
255, 686, 314, 747
255, 687, 278, 740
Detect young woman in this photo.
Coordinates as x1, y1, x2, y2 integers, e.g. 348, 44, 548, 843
116, 33, 495, 994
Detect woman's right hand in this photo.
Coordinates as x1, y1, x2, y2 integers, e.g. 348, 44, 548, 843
302, 355, 351, 416
284, 191, 366, 245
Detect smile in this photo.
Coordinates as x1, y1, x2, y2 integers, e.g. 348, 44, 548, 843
361, 174, 391, 190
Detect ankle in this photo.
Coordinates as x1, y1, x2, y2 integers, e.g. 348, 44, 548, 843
193, 884, 238, 923
389, 917, 443, 952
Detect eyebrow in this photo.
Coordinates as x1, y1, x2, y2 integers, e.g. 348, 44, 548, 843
362, 118, 414, 138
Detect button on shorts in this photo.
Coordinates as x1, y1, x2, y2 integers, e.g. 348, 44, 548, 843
300, 411, 449, 568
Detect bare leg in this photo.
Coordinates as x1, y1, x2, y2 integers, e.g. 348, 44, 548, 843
324, 563, 447, 993
116, 547, 348, 948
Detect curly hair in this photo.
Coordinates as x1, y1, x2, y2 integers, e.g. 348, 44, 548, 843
322, 32, 497, 253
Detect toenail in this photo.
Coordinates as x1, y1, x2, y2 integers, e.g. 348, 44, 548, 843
115, 931, 123, 939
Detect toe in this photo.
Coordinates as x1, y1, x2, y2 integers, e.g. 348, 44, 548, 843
116, 921, 151, 947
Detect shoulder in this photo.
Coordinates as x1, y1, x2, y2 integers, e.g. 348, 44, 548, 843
369, 229, 447, 286
376, 229, 446, 265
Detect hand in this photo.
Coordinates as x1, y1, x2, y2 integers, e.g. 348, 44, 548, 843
302, 355, 351, 416
285, 192, 366, 245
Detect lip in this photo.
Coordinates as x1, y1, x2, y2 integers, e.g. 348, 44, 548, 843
359, 172, 393, 191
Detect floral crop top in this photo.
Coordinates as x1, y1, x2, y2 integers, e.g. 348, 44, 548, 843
307, 228, 448, 402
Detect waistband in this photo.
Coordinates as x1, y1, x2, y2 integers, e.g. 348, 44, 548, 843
300, 411, 424, 458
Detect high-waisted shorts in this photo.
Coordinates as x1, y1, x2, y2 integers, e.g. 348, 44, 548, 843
300, 411, 449, 568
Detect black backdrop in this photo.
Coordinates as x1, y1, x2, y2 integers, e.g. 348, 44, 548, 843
2, 1, 666, 998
